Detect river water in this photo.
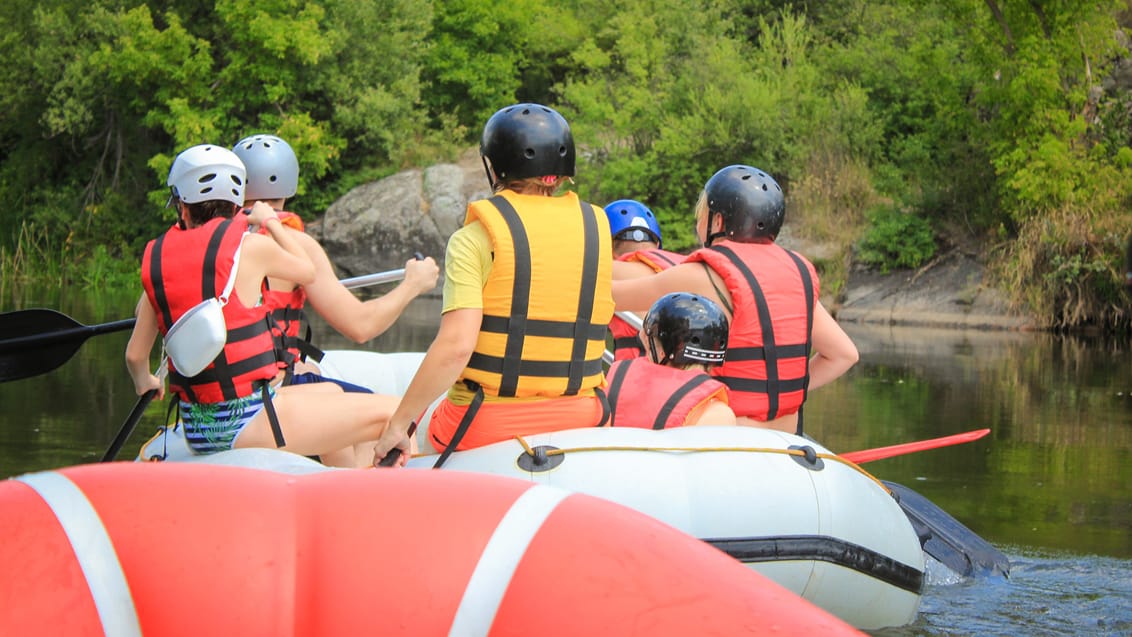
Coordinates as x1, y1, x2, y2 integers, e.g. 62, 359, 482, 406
1, 285, 1129, 636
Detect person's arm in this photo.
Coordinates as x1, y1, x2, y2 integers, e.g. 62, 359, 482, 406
301, 233, 440, 343
124, 294, 164, 400
372, 308, 482, 465
246, 202, 315, 286
613, 262, 731, 316
806, 302, 859, 390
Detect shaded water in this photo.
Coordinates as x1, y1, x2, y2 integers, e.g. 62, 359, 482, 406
1, 284, 1130, 635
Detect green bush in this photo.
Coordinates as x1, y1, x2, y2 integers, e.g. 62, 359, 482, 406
855, 206, 936, 273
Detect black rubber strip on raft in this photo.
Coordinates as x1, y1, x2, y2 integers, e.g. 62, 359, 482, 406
704, 535, 924, 594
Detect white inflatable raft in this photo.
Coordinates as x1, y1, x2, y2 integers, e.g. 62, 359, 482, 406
138, 350, 925, 630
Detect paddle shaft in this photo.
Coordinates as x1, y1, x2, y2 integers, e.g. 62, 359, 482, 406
0, 267, 411, 383
0, 318, 137, 354
102, 389, 157, 462
841, 428, 990, 464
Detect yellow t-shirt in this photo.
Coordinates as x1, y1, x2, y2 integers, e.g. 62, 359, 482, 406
441, 221, 493, 313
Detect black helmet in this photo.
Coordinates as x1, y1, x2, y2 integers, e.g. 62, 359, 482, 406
703, 165, 784, 245
642, 293, 729, 367
480, 103, 575, 188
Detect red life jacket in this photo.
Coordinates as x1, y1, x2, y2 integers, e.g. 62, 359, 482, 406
256, 210, 322, 367
142, 216, 284, 403
604, 358, 730, 429
685, 241, 817, 421
610, 249, 684, 360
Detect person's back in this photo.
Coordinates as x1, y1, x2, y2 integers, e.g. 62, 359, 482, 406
372, 103, 614, 465
606, 293, 734, 429
611, 165, 859, 434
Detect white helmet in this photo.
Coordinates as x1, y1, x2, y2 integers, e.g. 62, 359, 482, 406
167, 145, 246, 206
232, 134, 299, 201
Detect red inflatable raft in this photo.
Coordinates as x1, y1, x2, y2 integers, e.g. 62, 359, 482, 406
0, 462, 861, 636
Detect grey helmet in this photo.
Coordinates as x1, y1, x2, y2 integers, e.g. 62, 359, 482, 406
703, 165, 785, 246
167, 145, 246, 206
232, 134, 299, 201
480, 103, 575, 188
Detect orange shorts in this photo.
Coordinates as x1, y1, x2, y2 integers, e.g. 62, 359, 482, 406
428, 395, 607, 452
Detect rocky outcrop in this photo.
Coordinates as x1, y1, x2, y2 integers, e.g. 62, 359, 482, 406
309, 150, 490, 279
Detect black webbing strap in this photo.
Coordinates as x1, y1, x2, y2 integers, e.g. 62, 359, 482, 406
432, 386, 484, 469
258, 380, 286, 447
784, 249, 815, 435
566, 201, 602, 396
603, 359, 634, 427
486, 196, 531, 397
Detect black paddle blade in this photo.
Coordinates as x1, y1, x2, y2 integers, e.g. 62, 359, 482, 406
0, 309, 136, 382
884, 480, 1010, 578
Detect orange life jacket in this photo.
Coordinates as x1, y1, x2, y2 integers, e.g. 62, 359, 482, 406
604, 358, 729, 429
460, 192, 614, 398
685, 241, 817, 421
609, 249, 684, 360
256, 210, 321, 367
142, 216, 284, 403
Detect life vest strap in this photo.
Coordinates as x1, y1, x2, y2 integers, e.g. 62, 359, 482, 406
479, 314, 607, 340
726, 343, 809, 362
651, 374, 716, 430
466, 353, 604, 379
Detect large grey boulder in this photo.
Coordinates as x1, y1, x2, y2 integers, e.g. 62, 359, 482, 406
311, 152, 489, 282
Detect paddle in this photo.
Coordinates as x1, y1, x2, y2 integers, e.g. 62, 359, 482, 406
0, 266, 414, 383
833, 430, 1009, 577
102, 362, 168, 462
841, 428, 990, 464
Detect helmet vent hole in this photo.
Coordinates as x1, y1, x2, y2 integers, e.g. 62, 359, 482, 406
268, 176, 278, 183
198, 173, 216, 184
524, 148, 536, 159
558, 145, 568, 157
761, 183, 768, 191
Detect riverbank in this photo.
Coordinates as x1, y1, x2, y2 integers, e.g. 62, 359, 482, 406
835, 248, 1036, 331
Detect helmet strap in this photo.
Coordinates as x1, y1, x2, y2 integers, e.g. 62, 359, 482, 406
704, 212, 726, 246
481, 155, 499, 191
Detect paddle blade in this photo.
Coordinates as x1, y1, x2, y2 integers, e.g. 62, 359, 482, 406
0, 309, 135, 382
884, 480, 1010, 578
841, 428, 991, 463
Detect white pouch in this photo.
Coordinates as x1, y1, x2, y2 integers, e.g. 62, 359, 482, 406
164, 236, 245, 377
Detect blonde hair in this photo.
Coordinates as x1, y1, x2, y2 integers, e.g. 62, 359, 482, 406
693, 190, 709, 224
494, 175, 567, 196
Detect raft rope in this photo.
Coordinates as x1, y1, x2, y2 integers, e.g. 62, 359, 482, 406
510, 436, 890, 490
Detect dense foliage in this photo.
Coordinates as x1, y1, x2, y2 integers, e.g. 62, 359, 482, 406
1, 0, 1130, 329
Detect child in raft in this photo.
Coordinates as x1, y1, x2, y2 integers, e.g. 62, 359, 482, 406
605, 292, 736, 428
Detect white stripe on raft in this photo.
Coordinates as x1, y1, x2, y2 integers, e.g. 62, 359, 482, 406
448, 485, 571, 636
16, 471, 142, 637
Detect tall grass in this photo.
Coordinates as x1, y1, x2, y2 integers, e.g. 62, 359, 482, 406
1, 222, 137, 296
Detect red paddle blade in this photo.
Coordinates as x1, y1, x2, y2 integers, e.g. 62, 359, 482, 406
841, 428, 991, 464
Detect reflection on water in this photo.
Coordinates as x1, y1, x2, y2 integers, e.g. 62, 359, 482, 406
2, 289, 1130, 635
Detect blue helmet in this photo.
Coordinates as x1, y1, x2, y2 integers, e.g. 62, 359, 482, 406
604, 199, 662, 248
